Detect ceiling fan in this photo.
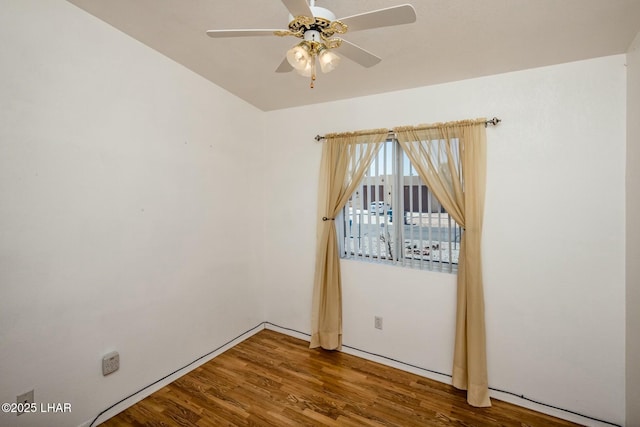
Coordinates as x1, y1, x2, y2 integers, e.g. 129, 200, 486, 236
206, 0, 417, 88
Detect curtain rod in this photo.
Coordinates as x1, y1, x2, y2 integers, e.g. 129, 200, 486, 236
313, 117, 502, 142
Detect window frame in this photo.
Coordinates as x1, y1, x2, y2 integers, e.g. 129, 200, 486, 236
336, 138, 461, 273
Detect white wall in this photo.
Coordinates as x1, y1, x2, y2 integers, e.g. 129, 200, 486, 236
0, 2, 265, 426
626, 32, 640, 427
264, 55, 627, 426
0, 2, 629, 426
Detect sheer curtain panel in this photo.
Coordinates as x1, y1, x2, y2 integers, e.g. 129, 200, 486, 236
394, 119, 490, 407
311, 130, 388, 350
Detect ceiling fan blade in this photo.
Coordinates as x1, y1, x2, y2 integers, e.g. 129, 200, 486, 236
275, 58, 293, 73
337, 4, 416, 32
206, 29, 283, 38
281, 0, 313, 17
337, 39, 381, 68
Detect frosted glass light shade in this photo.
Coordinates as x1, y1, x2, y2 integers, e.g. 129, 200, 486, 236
295, 59, 314, 77
286, 44, 311, 71
318, 49, 340, 73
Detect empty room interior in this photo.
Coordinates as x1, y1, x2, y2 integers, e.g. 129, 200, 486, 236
1, 0, 639, 426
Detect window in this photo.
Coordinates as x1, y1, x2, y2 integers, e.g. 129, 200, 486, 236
337, 139, 461, 273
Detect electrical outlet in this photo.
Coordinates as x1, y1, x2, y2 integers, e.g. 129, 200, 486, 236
16, 390, 34, 416
102, 351, 120, 376
374, 316, 383, 330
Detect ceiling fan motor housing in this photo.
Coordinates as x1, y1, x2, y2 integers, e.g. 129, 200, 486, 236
288, 6, 346, 44
288, 6, 336, 22
303, 30, 321, 42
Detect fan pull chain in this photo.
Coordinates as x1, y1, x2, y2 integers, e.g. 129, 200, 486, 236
310, 59, 316, 89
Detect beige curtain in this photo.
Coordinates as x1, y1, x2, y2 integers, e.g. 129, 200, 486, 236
394, 119, 490, 407
311, 129, 388, 350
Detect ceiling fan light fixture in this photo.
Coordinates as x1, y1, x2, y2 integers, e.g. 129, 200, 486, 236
318, 48, 340, 73
207, 2, 418, 90
296, 60, 313, 77
286, 42, 311, 70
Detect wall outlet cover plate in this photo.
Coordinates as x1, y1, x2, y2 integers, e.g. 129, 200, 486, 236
102, 351, 120, 376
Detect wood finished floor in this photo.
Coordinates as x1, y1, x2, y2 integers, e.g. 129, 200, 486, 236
101, 329, 582, 427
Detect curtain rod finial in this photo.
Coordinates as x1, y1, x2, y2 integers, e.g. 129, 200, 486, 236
315, 135, 325, 142
485, 117, 501, 127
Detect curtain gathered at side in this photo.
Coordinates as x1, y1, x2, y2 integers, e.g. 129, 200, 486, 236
310, 130, 388, 350
394, 119, 490, 407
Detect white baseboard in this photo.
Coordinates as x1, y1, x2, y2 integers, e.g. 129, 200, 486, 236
487, 389, 616, 427
266, 325, 617, 427
80, 322, 618, 427
78, 323, 265, 427
263, 322, 311, 342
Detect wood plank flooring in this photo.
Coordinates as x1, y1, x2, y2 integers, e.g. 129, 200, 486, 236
101, 329, 582, 426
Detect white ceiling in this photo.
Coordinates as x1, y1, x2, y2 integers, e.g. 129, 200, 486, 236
66, 0, 640, 111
